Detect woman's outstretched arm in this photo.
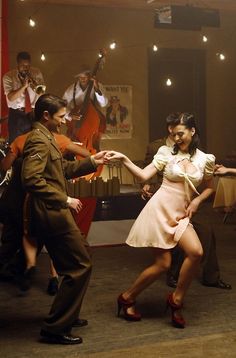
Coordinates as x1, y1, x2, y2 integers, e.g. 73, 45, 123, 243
106, 151, 158, 183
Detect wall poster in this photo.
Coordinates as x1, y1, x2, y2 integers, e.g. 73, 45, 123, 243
102, 85, 133, 139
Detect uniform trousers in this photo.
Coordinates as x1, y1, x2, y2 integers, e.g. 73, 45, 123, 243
41, 229, 92, 334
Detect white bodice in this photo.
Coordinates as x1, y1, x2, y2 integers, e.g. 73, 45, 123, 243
152, 146, 215, 200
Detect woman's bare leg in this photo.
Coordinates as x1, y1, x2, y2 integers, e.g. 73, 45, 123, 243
173, 225, 203, 305
122, 248, 171, 314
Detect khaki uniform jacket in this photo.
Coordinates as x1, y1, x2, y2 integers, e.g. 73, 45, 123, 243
21, 122, 96, 236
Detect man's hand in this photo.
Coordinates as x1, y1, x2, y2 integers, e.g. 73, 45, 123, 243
214, 164, 228, 175
67, 197, 83, 213
104, 151, 125, 162
92, 151, 109, 165
18, 73, 30, 89
141, 184, 153, 200
70, 113, 82, 121
22, 78, 30, 90
92, 77, 100, 92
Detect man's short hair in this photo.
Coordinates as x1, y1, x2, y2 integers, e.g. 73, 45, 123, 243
16, 51, 31, 63
34, 94, 67, 121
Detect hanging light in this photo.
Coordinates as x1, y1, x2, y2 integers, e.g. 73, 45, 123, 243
29, 17, 36, 27
166, 78, 172, 86
152, 44, 158, 52
109, 41, 117, 50
41, 52, 46, 61
202, 35, 208, 43
216, 52, 226, 61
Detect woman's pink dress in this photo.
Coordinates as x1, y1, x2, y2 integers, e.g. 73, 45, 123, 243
126, 146, 215, 249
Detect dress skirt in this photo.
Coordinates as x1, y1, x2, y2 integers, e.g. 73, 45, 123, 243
126, 178, 192, 249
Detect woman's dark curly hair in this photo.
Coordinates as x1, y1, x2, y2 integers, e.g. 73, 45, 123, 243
171, 112, 200, 157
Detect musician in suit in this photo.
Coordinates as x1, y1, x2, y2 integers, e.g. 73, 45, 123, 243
2, 51, 45, 143
21, 93, 108, 344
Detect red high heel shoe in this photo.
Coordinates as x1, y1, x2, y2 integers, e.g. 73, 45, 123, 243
117, 294, 141, 321
166, 293, 186, 328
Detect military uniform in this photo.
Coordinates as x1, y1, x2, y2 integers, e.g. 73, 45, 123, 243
22, 122, 96, 334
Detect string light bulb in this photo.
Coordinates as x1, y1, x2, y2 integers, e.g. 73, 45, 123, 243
152, 44, 158, 52
202, 35, 208, 43
41, 52, 46, 61
217, 52, 226, 61
109, 41, 117, 50
29, 17, 36, 27
166, 78, 172, 87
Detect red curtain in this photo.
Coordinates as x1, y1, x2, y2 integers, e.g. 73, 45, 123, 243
1, 0, 9, 138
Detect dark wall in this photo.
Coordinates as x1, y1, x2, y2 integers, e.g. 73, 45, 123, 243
148, 48, 206, 149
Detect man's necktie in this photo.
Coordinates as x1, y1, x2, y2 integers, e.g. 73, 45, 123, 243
24, 88, 32, 113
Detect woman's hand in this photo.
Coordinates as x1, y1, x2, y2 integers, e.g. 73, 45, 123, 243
185, 197, 201, 219
104, 151, 126, 161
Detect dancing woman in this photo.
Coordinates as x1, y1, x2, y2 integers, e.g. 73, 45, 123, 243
106, 113, 215, 328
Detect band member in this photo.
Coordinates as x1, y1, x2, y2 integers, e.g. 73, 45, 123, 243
63, 65, 108, 241
63, 65, 108, 151
2, 51, 45, 143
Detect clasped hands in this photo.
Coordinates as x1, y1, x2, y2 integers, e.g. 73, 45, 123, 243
67, 150, 123, 212
91, 150, 124, 166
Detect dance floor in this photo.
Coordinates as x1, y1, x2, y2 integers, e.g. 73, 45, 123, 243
0, 208, 236, 357
87, 219, 134, 246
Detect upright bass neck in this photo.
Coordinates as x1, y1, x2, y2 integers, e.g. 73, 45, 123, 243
73, 49, 106, 128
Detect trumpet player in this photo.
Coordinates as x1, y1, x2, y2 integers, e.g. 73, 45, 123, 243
2, 51, 45, 143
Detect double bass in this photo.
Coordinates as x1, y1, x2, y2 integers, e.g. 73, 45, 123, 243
67, 50, 107, 180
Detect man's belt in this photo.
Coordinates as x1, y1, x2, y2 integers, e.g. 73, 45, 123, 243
10, 107, 25, 112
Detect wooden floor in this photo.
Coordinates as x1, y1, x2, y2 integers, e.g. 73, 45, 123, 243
0, 209, 236, 357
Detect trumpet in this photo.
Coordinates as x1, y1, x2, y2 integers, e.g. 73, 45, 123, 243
19, 71, 46, 95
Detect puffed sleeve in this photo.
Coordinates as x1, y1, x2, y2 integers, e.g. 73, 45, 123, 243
203, 154, 215, 180
152, 145, 169, 172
